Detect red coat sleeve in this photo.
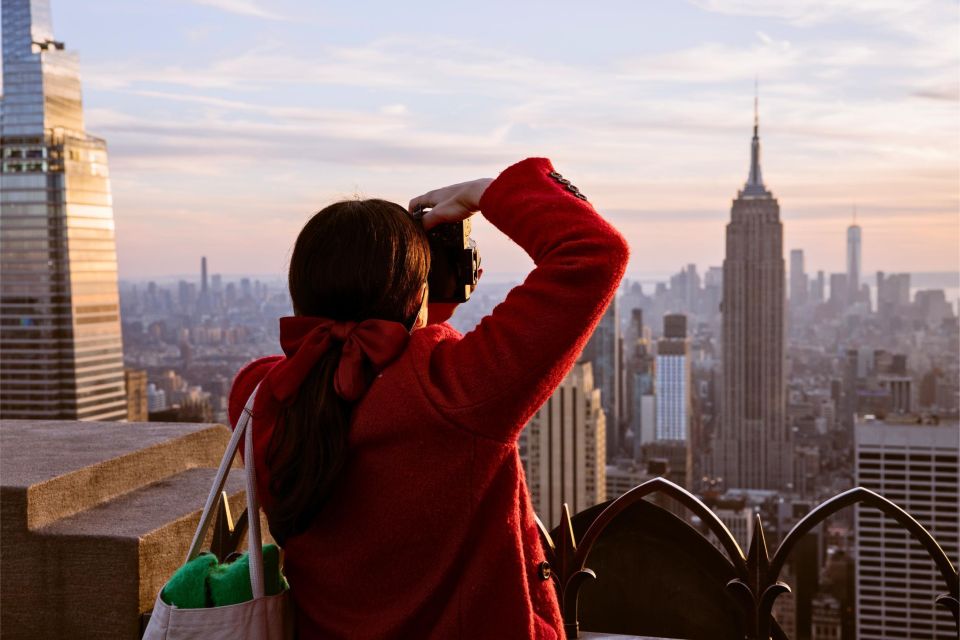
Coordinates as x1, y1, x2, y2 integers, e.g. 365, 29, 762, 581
412, 157, 629, 441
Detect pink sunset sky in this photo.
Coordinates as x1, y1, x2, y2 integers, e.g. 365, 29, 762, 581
40, 0, 960, 281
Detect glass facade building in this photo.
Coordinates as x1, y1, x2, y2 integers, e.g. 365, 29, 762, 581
1, 0, 127, 420
655, 355, 688, 441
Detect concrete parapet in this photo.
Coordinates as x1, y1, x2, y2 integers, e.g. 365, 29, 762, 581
0, 420, 259, 639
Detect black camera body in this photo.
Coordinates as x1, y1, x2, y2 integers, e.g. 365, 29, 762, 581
413, 209, 480, 303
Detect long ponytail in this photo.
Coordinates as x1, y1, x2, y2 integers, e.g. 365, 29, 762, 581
266, 199, 429, 543
266, 347, 350, 543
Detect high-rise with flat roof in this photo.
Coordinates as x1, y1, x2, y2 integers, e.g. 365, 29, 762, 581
854, 417, 959, 640
712, 97, 792, 490
580, 298, 621, 458
0, 0, 127, 420
847, 217, 862, 306
519, 362, 607, 528
789, 248, 808, 308
655, 313, 690, 442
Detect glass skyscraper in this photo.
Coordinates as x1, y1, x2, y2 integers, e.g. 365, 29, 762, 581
1, 0, 127, 420
655, 314, 689, 442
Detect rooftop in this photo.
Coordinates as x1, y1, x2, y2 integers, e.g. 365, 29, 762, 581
1, 420, 957, 639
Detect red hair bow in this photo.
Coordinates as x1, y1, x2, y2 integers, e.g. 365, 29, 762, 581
265, 316, 410, 404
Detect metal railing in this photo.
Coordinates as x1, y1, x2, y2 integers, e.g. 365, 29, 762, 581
536, 477, 959, 640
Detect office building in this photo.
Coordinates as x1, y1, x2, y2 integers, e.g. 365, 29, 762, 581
0, 0, 126, 420
712, 97, 793, 490
124, 369, 148, 421
811, 270, 826, 304
854, 416, 959, 640
655, 314, 690, 442
810, 593, 842, 640
605, 460, 655, 500
789, 248, 808, 307
519, 362, 607, 528
847, 219, 862, 306
829, 273, 848, 311
876, 272, 911, 317
580, 298, 621, 458
146, 383, 167, 413
626, 309, 655, 458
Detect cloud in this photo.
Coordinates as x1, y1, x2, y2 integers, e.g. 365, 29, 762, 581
187, 0, 286, 20
688, 0, 937, 31
68, 5, 957, 277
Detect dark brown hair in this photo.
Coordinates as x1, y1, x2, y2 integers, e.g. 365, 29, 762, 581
266, 199, 429, 543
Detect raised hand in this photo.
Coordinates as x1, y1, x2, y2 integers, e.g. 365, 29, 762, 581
408, 178, 494, 230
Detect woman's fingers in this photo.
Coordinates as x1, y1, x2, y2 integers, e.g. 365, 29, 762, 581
408, 191, 438, 214
408, 178, 493, 229
421, 200, 466, 230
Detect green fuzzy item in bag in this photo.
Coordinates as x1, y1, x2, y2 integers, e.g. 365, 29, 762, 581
161, 545, 286, 609
160, 553, 218, 609
209, 544, 287, 606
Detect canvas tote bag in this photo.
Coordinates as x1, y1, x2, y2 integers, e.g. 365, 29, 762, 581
143, 385, 294, 640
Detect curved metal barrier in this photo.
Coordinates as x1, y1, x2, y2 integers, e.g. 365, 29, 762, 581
537, 478, 959, 639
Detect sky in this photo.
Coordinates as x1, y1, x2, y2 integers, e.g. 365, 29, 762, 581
31, 0, 960, 280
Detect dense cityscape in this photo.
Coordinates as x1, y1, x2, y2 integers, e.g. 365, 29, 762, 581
1, 0, 957, 639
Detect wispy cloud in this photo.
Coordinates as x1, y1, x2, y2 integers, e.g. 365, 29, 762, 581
62, 1, 958, 277
187, 0, 286, 20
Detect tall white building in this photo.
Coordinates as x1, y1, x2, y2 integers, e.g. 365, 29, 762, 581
655, 313, 690, 441
854, 417, 959, 640
0, 0, 126, 420
519, 362, 607, 528
847, 221, 862, 306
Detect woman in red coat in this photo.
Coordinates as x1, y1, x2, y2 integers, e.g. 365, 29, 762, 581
229, 157, 629, 639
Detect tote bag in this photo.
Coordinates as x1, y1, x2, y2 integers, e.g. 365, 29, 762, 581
142, 385, 294, 640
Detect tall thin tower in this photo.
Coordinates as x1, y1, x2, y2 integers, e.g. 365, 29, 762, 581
0, 0, 127, 420
579, 298, 620, 458
712, 92, 793, 490
847, 206, 862, 306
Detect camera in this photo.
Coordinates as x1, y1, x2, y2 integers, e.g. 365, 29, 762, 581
412, 207, 480, 303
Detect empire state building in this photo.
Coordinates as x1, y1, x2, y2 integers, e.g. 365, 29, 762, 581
0, 0, 127, 420
712, 100, 793, 490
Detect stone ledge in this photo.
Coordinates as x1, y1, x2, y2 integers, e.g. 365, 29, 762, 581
0, 419, 234, 530
0, 420, 222, 488
35, 467, 246, 539
0, 420, 258, 640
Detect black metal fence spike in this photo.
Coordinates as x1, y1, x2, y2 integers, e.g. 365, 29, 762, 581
745, 515, 770, 590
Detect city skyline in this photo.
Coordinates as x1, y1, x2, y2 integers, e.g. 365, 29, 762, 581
3, 0, 955, 279
1, 2, 957, 637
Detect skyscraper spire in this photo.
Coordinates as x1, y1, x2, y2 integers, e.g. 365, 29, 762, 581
743, 79, 769, 197
754, 76, 759, 133
716, 79, 791, 490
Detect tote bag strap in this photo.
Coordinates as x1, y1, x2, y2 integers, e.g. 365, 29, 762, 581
184, 383, 266, 598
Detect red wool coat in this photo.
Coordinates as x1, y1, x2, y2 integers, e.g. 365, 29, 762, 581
229, 157, 629, 639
